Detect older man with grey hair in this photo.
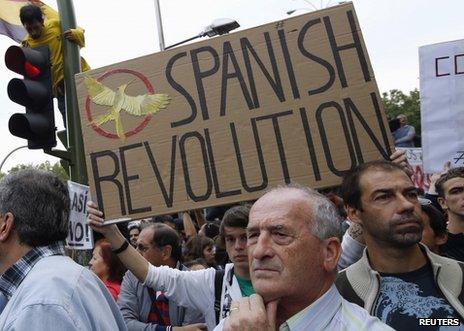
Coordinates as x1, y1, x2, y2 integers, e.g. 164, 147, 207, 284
216, 185, 391, 331
0, 169, 126, 330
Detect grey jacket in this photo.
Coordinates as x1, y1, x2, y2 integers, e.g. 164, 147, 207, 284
118, 263, 204, 331
336, 244, 464, 319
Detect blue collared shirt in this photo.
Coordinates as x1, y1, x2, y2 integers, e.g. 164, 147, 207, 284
279, 285, 393, 331
0, 251, 127, 330
0, 241, 65, 300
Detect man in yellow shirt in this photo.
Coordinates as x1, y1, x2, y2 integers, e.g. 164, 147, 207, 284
19, 4, 90, 125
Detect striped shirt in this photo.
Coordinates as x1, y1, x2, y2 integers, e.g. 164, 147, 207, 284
279, 284, 393, 331
0, 242, 65, 300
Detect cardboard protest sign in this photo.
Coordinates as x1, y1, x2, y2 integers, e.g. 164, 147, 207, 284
397, 147, 431, 191
419, 39, 464, 173
75, 2, 394, 222
66, 181, 93, 249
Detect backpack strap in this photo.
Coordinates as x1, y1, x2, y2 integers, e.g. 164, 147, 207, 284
214, 268, 225, 325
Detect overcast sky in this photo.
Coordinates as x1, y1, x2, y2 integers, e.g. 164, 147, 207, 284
0, 0, 463, 172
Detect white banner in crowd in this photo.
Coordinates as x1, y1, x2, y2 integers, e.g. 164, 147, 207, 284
419, 39, 464, 173
397, 147, 431, 191
66, 181, 94, 250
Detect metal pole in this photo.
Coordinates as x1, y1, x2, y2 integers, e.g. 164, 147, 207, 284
56, 0, 88, 185
165, 34, 201, 50
154, 0, 165, 51
56, 0, 91, 266
0, 146, 27, 173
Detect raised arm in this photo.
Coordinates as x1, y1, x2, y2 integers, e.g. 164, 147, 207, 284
87, 201, 149, 282
87, 201, 215, 314
390, 149, 413, 177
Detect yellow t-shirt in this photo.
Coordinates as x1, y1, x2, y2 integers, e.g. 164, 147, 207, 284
22, 19, 90, 95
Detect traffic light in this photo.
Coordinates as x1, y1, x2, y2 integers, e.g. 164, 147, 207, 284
5, 45, 56, 150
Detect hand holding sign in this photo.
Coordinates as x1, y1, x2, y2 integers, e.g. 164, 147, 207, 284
87, 201, 150, 283
87, 201, 122, 240
390, 149, 413, 177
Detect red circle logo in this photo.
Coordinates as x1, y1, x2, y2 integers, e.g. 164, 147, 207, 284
85, 69, 155, 139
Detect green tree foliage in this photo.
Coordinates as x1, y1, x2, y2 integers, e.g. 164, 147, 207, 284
5, 161, 69, 182
382, 89, 421, 136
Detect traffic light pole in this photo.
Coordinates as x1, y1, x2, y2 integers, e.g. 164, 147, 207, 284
50, 0, 87, 185
54, 0, 89, 266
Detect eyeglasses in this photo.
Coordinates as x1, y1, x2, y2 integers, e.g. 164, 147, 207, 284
136, 243, 163, 253
136, 244, 151, 253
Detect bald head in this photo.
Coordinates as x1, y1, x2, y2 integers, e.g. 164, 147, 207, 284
251, 185, 343, 241
251, 188, 310, 224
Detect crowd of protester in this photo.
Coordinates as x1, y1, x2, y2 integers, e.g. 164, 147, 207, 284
0, 149, 463, 330
3, 2, 464, 330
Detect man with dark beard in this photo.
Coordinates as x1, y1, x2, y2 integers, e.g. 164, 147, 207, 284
336, 161, 464, 331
